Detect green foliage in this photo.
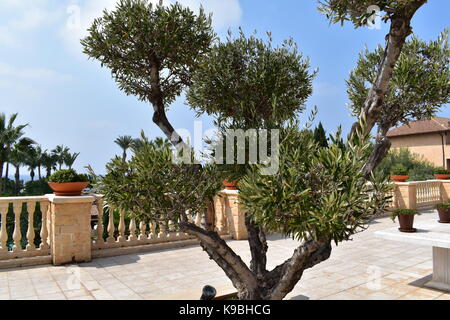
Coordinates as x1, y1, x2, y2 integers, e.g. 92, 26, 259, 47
434, 167, 450, 175
377, 148, 435, 181
318, 0, 422, 28
187, 29, 316, 129
347, 31, 450, 129
390, 164, 408, 176
92, 137, 223, 224
49, 169, 88, 183
313, 122, 329, 148
239, 119, 391, 244
81, 0, 215, 105
23, 179, 53, 196
436, 199, 450, 210
391, 208, 420, 221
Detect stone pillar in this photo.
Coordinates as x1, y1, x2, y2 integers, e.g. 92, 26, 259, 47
441, 180, 450, 202
221, 190, 248, 240
395, 182, 417, 210
46, 194, 95, 265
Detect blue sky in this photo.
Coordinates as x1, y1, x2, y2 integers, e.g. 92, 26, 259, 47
1, 0, 449, 175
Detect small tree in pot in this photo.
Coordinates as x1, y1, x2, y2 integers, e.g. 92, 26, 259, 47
435, 200, 450, 224
392, 209, 420, 233
433, 167, 450, 180
390, 164, 409, 182
48, 169, 89, 196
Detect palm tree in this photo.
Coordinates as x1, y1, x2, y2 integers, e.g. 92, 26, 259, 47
64, 152, 80, 169
0, 113, 29, 190
34, 145, 44, 180
25, 146, 40, 182
9, 138, 34, 195
52, 145, 70, 170
115, 135, 133, 161
41, 151, 58, 179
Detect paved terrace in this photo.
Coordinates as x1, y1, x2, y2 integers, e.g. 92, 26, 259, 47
0, 209, 449, 300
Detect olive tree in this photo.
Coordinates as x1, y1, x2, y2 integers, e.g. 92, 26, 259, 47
347, 31, 450, 172
319, 0, 430, 174
81, 0, 215, 150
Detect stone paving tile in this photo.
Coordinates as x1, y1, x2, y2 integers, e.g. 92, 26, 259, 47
0, 209, 448, 300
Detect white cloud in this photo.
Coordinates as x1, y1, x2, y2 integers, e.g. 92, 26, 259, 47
0, 62, 72, 82
60, 0, 242, 56
0, 62, 73, 99
0, 0, 60, 47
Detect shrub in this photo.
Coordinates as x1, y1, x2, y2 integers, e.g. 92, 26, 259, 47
435, 199, 450, 210
391, 208, 420, 221
434, 167, 450, 174
24, 179, 53, 196
377, 148, 435, 181
49, 169, 88, 183
390, 164, 408, 176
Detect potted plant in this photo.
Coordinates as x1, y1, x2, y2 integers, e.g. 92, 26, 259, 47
392, 208, 420, 233
433, 167, 450, 180
435, 200, 450, 223
390, 164, 409, 182
48, 169, 89, 196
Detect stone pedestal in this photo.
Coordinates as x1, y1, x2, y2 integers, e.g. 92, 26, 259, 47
395, 182, 417, 209
425, 247, 450, 292
221, 190, 248, 240
46, 194, 95, 265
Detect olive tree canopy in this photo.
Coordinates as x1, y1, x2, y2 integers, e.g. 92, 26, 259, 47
187, 30, 316, 129
81, 0, 215, 149
348, 30, 450, 172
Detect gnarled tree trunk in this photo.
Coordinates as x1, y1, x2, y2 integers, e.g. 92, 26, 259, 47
179, 216, 331, 300
349, 0, 427, 175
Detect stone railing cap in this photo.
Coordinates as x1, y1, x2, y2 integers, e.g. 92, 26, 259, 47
45, 194, 95, 204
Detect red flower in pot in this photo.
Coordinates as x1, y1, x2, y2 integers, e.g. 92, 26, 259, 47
48, 169, 90, 196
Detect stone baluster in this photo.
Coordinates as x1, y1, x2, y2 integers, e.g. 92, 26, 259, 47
0, 203, 8, 252
195, 213, 202, 227
117, 210, 126, 242
107, 207, 116, 243
138, 221, 147, 241
128, 218, 137, 241
96, 198, 104, 247
12, 202, 22, 252
158, 221, 167, 239
148, 222, 157, 240
26, 201, 36, 251
39, 201, 50, 250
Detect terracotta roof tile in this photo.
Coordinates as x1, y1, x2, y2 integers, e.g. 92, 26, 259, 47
386, 117, 450, 137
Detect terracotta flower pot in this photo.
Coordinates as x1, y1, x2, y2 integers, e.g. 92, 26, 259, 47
437, 207, 450, 223
434, 174, 450, 180
398, 214, 416, 232
390, 175, 409, 182
48, 182, 89, 196
222, 180, 239, 190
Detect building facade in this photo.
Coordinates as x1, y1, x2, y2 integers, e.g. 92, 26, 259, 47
387, 117, 450, 169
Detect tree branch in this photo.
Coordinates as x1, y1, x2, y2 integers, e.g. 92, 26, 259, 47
245, 215, 268, 276
268, 239, 332, 300
350, 0, 427, 140
178, 221, 260, 298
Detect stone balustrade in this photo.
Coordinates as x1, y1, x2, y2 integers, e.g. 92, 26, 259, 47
0, 196, 50, 262
0, 190, 245, 267
389, 179, 450, 210
4, 179, 446, 268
